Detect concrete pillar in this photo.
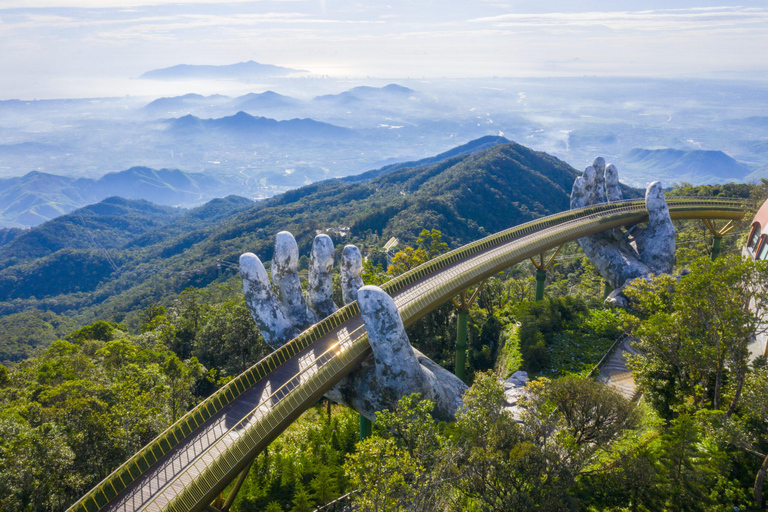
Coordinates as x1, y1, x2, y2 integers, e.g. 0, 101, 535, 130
603, 281, 613, 299
535, 269, 547, 301
455, 309, 468, 381
711, 236, 722, 261
359, 415, 372, 440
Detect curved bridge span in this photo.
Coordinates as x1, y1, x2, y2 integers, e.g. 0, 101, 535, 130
68, 197, 747, 512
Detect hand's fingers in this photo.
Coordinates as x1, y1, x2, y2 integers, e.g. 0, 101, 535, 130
357, 285, 422, 386
605, 163, 622, 202
636, 181, 676, 275
307, 234, 338, 318
272, 231, 313, 327
645, 181, 671, 228
593, 157, 607, 203
571, 176, 587, 209
239, 253, 299, 348
341, 245, 364, 305
582, 165, 597, 206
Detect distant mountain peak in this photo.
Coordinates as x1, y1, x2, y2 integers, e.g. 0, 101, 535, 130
314, 83, 417, 103
139, 61, 307, 81
341, 135, 510, 183
625, 147, 752, 182
163, 111, 349, 139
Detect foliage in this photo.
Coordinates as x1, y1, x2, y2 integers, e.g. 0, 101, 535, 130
234, 404, 358, 512
514, 297, 635, 375
345, 394, 456, 512
625, 255, 768, 417
0, 310, 77, 363
387, 228, 449, 276
0, 334, 199, 510
346, 373, 642, 512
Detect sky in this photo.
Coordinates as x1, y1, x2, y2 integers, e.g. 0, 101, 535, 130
1, 0, 767, 99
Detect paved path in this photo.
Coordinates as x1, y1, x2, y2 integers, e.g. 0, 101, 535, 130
597, 338, 639, 400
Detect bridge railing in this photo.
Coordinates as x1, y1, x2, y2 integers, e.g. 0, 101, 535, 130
66, 196, 747, 512
383, 197, 746, 298
67, 301, 362, 512
151, 324, 372, 511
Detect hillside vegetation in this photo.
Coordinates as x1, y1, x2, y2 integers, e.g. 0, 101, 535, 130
0, 140, 600, 361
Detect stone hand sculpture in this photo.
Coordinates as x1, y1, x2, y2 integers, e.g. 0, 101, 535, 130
239, 232, 467, 422
570, 157, 676, 302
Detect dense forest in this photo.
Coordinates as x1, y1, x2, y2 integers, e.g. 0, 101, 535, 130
1, 143, 767, 510
3, 175, 768, 510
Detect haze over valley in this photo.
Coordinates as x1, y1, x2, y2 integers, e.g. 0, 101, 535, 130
1, 64, 767, 227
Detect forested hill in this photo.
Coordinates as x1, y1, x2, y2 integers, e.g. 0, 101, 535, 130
0, 140, 622, 361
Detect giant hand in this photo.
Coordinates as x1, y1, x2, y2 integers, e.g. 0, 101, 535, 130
570, 157, 676, 299
239, 232, 467, 422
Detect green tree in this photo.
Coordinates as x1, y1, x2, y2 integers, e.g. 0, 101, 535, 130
163, 354, 204, 420
309, 465, 339, 506
290, 482, 314, 512
387, 246, 429, 276
625, 255, 768, 417
416, 228, 449, 259
345, 394, 453, 512
452, 372, 576, 511
387, 228, 449, 277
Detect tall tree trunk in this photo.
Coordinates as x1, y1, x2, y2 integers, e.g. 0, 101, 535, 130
755, 452, 768, 510
714, 355, 724, 409
727, 368, 746, 417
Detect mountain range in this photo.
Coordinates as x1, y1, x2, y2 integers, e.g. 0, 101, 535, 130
0, 136, 511, 229
140, 84, 419, 118
0, 139, 605, 362
0, 167, 245, 228
165, 111, 351, 139
139, 60, 306, 81
623, 148, 753, 184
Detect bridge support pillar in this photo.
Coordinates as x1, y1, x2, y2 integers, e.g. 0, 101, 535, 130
530, 246, 563, 302
359, 415, 372, 440
603, 281, 613, 300
711, 236, 722, 261
455, 310, 468, 381
535, 270, 547, 301
451, 281, 486, 382
206, 459, 254, 512
702, 219, 737, 261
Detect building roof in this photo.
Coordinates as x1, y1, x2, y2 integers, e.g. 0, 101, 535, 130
754, 198, 768, 230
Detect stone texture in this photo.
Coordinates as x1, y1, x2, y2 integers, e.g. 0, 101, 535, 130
307, 234, 337, 319
502, 371, 528, 422
341, 245, 364, 305
241, 233, 468, 422
239, 252, 299, 348
570, 158, 676, 296
272, 231, 314, 326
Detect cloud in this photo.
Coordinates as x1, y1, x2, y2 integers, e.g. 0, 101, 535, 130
469, 6, 768, 32
0, 0, 306, 7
